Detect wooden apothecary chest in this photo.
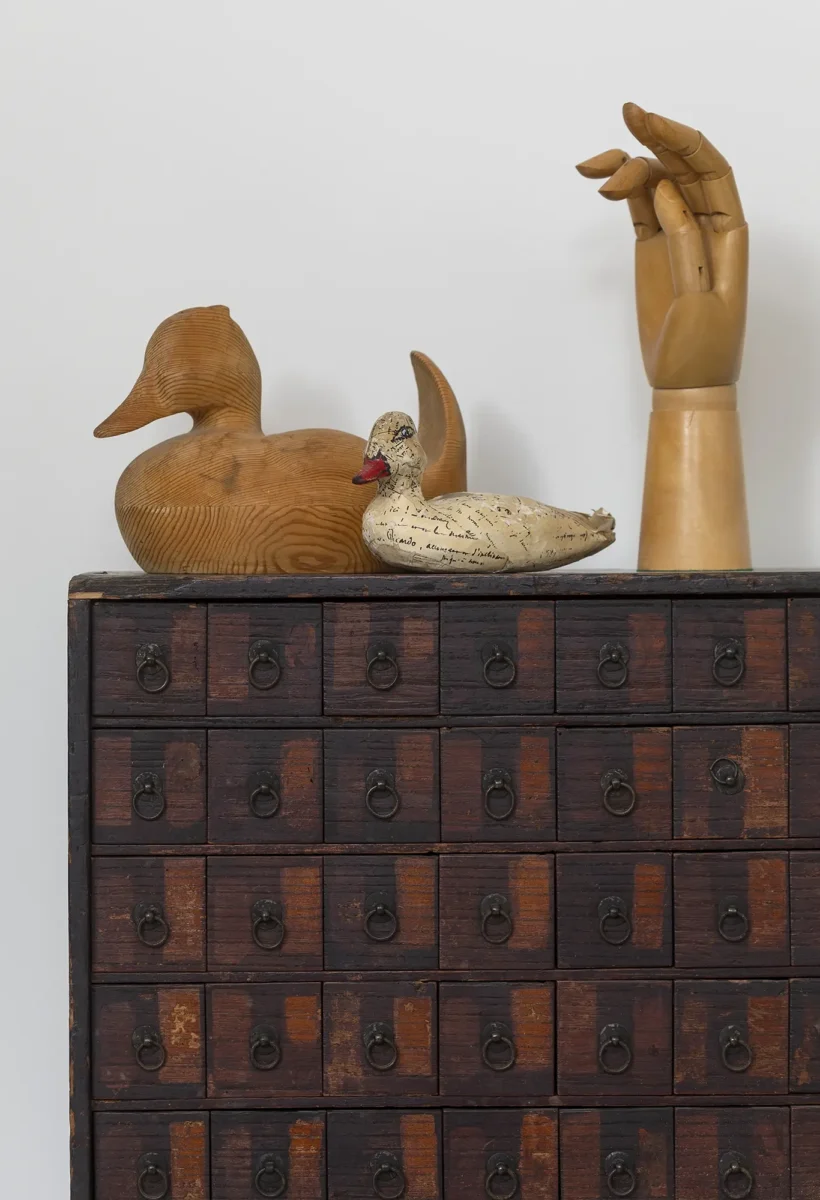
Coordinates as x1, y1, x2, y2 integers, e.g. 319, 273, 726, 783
68, 571, 820, 1198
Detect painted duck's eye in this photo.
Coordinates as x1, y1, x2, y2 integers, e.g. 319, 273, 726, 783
393, 425, 415, 442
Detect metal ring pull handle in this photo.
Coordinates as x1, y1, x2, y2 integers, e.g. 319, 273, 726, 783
605, 1152, 637, 1198
480, 894, 514, 944
364, 1022, 399, 1072
254, 1153, 287, 1198
485, 1152, 520, 1199
481, 1022, 517, 1072
720, 1025, 753, 1073
249, 772, 281, 819
598, 896, 633, 946
600, 769, 637, 817
137, 1153, 169, 1200
720, 1152, 754, 1199
252, 899, 285, 950
136, 643, 171, 694
248, 639, 282, 691
598, 1024, 632, 1075
718, 896, 750, 943
597, 642, 629, 689
133, 902, 170, 948
483, 769, 516, 821
132, 772, 165, 821
713, 638, 745, 687
372, 1152, 406, 1200
710, 757, 746, 794
482, 642, 517, 689
132, 1026, 166, 1072
366, 643, 400, 691
364, 895, 399, 942
249, 1025, 282, 1071
365, 770, 401, 820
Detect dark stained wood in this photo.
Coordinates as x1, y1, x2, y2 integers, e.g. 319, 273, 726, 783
790, 852, 820, 965
324, 601, 439, 714
326, 1109, 442, 1199
323, 981, 437, 1096
556, 727, 672, 841
673, 725, 788, 839
674, 980, 789, 1095
439, 854, 554, 969
207, 602, 322, 715
92, 729, 206, 845
211, 1110, 326, 1199
790, 724, 820, 836
672, 599, 787, 711
92, 985, 205, 1099
324, 729, 439, 843
92, 601, 207, 715
675, 1107, 790, 1200
790, 980, 820, 1092
440, 726, 555, 841
207, 983, 321, 1097
789, 598, 820, 710
323, 855, 438, 970
94, 1112, 209, 1200
207, 856, 323, 970
92, 856, 205, 971
207, 729, 322, 843
556, 599, 672, 713
560, 1108, 674, 1199
439, 600, 555, 714
792, 1107, 820, 1200
444, 1108, 558, 1199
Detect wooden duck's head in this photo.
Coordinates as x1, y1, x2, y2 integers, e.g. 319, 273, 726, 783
353, 411, 427, 491
95, 305, 262, 437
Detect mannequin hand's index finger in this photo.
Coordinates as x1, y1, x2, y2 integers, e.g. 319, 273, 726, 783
646, 112, 730, 179
576, 149, 629, 178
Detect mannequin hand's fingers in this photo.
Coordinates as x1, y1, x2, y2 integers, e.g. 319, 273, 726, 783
576, 150, 661, 240
645, 112, 744, 232
598, 155, 669, 199
623, 102, 707, 213
654, 179, 711, 293
626, 192, 661, 241
576, 149, 629, 178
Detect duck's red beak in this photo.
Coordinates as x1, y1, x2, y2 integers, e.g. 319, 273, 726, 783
353, 454, 390, 484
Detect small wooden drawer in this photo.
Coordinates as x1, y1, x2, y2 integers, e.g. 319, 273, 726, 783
440, 600, 555, 715
92, 857, 206, 972
444, 1109, 558, 1200
438, 982, 554, 1097
791, 725, 820, 835
793, 1109, 820, 1200
324, 729, 439, 843
211, 1111, 326, 1200
557, 728, 672, 840
789, 598, 820, 708
323, 981, 437, 1096
791, 852, 820, 965
92, 730, 206, 844
675, 1108, 789, 1200
327, 1110, 442, 1200
324, 602, 439, 715
207, 730, 322, 844
207, 602, 322, 715
674, 979, 788, 1094
207, 857, 322, 970
556, 981, 672, 1096
560, 1108, 674, 1199
92, 602, 206, 716
673, 726, 788, 839
94, 1112, 209, 1200
555, 853, 672, 968
323, 855, 438, 969
672, 599, 787, 710
791, 980, 820, 1091
207, 984, 321, 1098
92, 985, 205, 1100
555, 600, 671, 713
673, 852, 789, 967
440, 727, 555, 841
439, 854, 554, 970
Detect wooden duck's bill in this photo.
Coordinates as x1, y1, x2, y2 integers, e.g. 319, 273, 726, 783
353, 455, 390, 484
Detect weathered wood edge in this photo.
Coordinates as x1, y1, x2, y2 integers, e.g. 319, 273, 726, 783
90, 966, 820, 984
90, 1094, 820, 1111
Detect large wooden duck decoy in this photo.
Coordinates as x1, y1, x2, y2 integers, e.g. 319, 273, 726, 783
95, 305, 467, 573
354, 411, 615, 572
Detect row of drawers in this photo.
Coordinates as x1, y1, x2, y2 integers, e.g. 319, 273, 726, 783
92, 852, 820, 972
95, 1105, 813, 1200
92, 598, 820, 717
94, 724, 820, 845
93, 978, 820, 1099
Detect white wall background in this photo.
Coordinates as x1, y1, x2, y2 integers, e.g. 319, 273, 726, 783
2, 0, 819, 1190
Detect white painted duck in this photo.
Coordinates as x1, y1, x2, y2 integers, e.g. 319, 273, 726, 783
353, 411, 616, 573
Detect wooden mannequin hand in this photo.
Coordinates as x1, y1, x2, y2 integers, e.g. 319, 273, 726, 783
577, 103, 747, 390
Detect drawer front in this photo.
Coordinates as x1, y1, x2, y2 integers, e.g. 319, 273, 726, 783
675, 1107, 789, 1200
556, 853, 672, 968
211, 1111, 326, 1200
324, 981, 437, 1096
560, 1108, 674, 1199
440, 727, 555, 841
439, 854, 554, 970
444, 1109, 558, 1200
793, 1108, 820, 1200
674, 980, 788, 1094
557, 727, 672, 841
438, 982, 554, 1098
673, 726, 788, 839
207, 984, 322, 1098
207, 857, 323, 969
791, 852, 820, 965
556, 599, 671, 713
556, 981, 672, 1096
94, 1112, 209, 1200
92, 856, 206, 972
673, 852, 789, 967
790, 724, 820, 836
789, 598, 820, 708
327, 1110, 442, 1200
672, 599, 787, 711
324, 856, 438, 969
92, 985, 205, 1100
92, 730, 206, 844
324, 729, 439, 843
92, 601, 206, 716
207, 730, 322, 844
791, 980, 820, 1092
207, 602, 322, 715
324, 602, 439, 714
440, 600, 555, 715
